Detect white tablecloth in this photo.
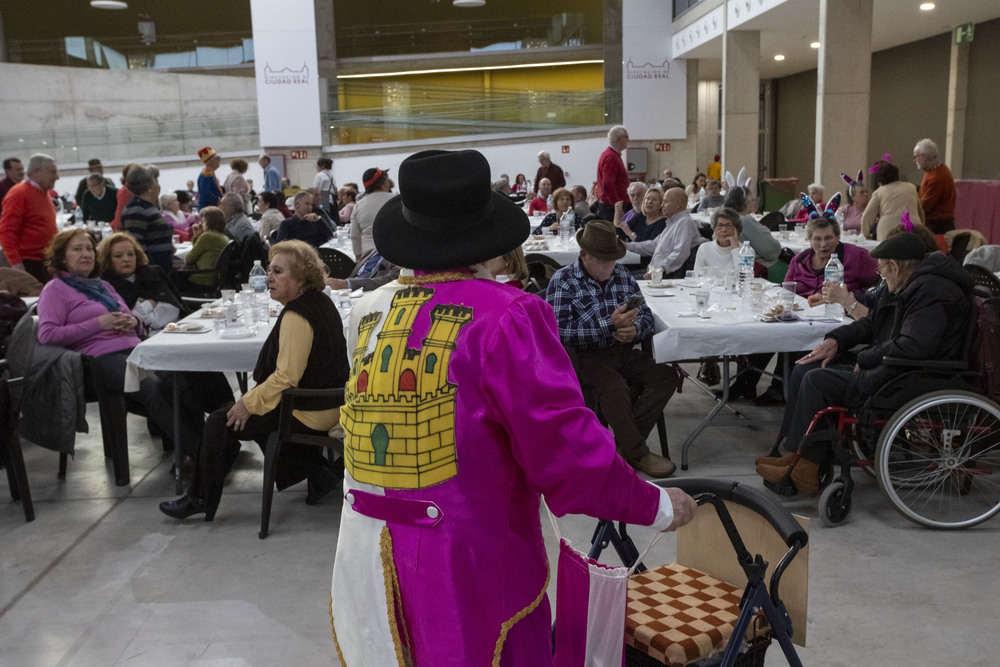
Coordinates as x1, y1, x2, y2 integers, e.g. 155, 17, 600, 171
124, 313, 273, 392
174, 242, 193, 261
523, 236, 641, 267
641, 280, 843, 363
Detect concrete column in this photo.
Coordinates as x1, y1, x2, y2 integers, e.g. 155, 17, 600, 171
945, 39, 970, 179
603, 0, 623, 123
722, 30, 760, 182
815, 0, 873, 196
315, 0, 338, 143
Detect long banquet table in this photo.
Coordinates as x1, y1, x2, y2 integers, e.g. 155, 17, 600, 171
640, 279, 843, 468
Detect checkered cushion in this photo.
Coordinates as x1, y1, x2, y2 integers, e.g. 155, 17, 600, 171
625, 563, 750, 667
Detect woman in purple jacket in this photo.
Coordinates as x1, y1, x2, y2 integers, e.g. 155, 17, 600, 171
36, 229, 172, 442
784, 216, 878, 303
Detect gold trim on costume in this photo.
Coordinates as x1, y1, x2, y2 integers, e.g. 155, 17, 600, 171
398, 272, 475, 285
492, 566, 551, 666
380, 526, 408, 666
330, 596, 347, 666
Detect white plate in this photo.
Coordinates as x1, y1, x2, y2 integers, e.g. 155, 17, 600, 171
646, 291, 676, 297
645, 282, 675, 289
218, 329, 256, 339
162, 324, 210, 334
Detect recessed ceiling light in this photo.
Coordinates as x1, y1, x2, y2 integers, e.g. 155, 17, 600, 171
453, 0, 485, 6
919, 3, 935, 10
774, 54, 785, 61
810, 42, 821, 49
90, 0, 128, 8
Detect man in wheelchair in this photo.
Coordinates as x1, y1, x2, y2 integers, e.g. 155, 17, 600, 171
756, 232, 975, 495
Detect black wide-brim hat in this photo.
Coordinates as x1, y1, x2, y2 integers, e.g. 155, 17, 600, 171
373, 149, 530, 271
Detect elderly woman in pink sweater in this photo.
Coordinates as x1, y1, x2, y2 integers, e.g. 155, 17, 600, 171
37, 229, 173, 443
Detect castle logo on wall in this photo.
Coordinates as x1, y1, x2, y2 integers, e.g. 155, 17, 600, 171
626, 58, 670, 80
264, 63, 310, 85
341, 287, 473, 490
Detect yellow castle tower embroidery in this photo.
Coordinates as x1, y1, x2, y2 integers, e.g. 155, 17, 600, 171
341, 287, 473, 489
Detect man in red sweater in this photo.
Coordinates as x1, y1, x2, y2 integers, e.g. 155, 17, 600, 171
0, 153, 60, 283
596, 125, 631, 222
913, 138, 956, 234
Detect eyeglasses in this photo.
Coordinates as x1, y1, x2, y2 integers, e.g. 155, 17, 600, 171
877, 260, 893, 275
714, 222, 736, 229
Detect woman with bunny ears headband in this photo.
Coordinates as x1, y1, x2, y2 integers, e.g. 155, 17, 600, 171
722, 168, 781, 266
838, 170, 870, 234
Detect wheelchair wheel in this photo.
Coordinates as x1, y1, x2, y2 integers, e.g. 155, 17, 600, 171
876, 390, 1000, 529
819, 480, 851, 527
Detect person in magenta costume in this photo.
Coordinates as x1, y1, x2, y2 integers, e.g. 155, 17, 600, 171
330, 149, 696, 666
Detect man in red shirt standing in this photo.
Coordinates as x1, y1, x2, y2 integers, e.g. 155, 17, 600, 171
596, 125, 631, 222
913, 138, 956, 234
0, 153, 59, 283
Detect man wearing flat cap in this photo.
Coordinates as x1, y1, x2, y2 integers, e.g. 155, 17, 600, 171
330, 149, 696, 665
757, 233, 975, 496
546, 219, 681, 478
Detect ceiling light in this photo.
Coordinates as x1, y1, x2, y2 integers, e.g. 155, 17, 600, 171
919, 3, 935, 10
90, 0, 128, 8
453, 0, 485, 6
774, 54, 785, 61
338, 59, 603, 79
810, 42, 821, 49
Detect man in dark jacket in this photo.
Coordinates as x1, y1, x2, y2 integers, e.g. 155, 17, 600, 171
756, 232, 974, 495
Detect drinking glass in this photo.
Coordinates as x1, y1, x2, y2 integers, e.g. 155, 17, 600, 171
650, 267, 664, 286
780, 281, 797, 313
172, 234, 181, 246
684, 270, 696, 285
694, 289, 710, 315
220, 289, 236, 303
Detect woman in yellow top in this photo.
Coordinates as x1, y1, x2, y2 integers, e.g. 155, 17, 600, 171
160, 240, 350, 520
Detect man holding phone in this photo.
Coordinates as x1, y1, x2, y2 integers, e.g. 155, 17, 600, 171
546, 220, 680, 477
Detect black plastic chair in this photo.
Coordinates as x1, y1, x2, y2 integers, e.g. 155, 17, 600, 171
316, 247, 356, 280
260, 387, 345, 539
0, 362, 33, 521
174, 240, 239, 306
964, 264, 1000, 298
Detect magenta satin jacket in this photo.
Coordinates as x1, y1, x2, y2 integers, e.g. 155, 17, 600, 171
331, 275, 662, 666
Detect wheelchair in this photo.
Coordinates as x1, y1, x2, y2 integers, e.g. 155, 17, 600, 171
765, 292, 1000, 530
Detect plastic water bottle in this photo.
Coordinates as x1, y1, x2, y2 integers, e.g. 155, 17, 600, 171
73, 206, 83, 227
560, 211, 574, 245
824, 254, 845, 318
736, 241, 755, 309
249, 260, 269, 325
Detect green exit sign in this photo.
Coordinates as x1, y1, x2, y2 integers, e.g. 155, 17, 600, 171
955, 23, 975, 44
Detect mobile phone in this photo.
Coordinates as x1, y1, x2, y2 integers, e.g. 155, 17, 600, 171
625, 293, 645, 311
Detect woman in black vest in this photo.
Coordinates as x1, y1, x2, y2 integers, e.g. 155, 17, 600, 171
160, 240, 350, 521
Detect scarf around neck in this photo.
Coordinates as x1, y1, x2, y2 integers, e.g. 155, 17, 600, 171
61, 274, 121, 313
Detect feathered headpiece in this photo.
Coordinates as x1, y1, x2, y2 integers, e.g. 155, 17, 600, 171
901, 209, 913, 233
868, 153, 893, 174
724, 167, 753, 193
841, 169, 864, 191
799, 191, 842, 221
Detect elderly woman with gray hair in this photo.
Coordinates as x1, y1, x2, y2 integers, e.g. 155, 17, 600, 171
120, 163, 174, 272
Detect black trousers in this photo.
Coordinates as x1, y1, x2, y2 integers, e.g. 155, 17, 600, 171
87, 349, 173, 441
189, 402, 328, 512
158, 372, 235, 456
576, 345, 679, 460
779, 361, 855, 460
21, 259, 49, 285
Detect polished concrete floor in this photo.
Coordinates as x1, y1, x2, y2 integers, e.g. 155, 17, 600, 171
1, 368, 997, 666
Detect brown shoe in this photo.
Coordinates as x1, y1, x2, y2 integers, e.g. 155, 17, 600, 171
629, 452, 677, 479
756, 459, 821, 496
754, 452, 795, 467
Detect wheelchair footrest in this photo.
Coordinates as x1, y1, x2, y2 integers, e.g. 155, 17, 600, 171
762, 479, 798, 497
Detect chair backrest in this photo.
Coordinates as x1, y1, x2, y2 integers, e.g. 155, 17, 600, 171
5, 310, 39, 381
964, 264, 1000, 299
237, 233, 268, 284
317, 247, 355, 279
523, 253, 563, 273
758, 210, 785, 232
215, 240, 241, 290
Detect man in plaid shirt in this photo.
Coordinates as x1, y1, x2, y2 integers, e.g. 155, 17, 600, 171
546, 220, 680, 478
